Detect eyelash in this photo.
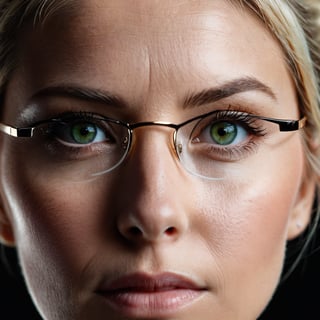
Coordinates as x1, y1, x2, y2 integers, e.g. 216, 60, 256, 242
51, 111, 103, 122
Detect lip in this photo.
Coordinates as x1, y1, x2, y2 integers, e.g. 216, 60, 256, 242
95, 272, 207, 318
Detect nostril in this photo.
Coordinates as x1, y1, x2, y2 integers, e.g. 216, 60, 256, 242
125, 225, 177, 240
165, 226, 177, 236
128, 226, 143, 237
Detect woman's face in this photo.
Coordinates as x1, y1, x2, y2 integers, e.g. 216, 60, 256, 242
0, 0, 315, 319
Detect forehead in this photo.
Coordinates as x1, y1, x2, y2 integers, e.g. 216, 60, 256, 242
7, 0, 296, 120
29, 0, 274, 63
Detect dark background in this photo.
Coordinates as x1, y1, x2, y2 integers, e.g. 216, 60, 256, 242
1, 225, 320, 319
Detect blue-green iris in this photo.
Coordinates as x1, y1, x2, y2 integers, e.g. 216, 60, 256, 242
210, 122, 237, 145
71, 123, 97, 144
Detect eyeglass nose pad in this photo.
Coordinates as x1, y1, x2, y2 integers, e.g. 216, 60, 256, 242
122, 136, 130, 150
172, 130, 182, 156
116, 130, 133, 165
177, 143, 183, 155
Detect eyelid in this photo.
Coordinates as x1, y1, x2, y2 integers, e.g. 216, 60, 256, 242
51, 111, 105, 122
23, 111, 105, 129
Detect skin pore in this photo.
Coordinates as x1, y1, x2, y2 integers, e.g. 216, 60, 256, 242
0, 0, 316, 319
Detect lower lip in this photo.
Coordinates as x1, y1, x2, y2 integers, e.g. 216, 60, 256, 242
98, 289, 204, 317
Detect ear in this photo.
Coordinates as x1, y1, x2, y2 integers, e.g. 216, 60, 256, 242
287, 173, 316, 240
0, 205, 15, 247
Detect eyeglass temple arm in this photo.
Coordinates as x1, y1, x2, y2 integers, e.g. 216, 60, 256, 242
264, 116, 307, 131
0, 123, 34, 137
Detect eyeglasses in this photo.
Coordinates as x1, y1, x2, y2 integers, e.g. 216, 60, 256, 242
0, 109, 306, 181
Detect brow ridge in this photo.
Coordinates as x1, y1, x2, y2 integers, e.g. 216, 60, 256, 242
31, 86, 127, 109
183, 77, 277, 108
31, 76, 276, 111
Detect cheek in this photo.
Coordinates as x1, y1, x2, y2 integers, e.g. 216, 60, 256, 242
192, 139, 304, 310
10, 180, 104, 270
195, 173, 298, 279
197, 164, 302, 250
1, 165, 108, 317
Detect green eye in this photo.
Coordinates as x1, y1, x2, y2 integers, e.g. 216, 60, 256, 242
71, 123, 97, 144
210, 122, 237, 145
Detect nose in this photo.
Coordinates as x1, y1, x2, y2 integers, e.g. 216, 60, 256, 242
114, 127, 190, 245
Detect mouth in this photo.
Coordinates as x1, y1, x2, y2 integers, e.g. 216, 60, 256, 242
95, 272, 207, 318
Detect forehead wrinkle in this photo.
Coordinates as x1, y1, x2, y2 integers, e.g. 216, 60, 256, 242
42, 0, 236, 42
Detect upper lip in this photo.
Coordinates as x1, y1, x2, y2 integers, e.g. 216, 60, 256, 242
96, 272, 206, 293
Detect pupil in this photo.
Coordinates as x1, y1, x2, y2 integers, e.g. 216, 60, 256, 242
80, 127, 90, 135
218, 127, 227, 136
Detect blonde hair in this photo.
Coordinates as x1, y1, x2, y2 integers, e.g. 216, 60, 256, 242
0, 0, 320, 273
238, 0, 320, 168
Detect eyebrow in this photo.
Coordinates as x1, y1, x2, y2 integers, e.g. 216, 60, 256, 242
31, 76, 276, 110
183, 77, 277, 108
31, 86, 127, 109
